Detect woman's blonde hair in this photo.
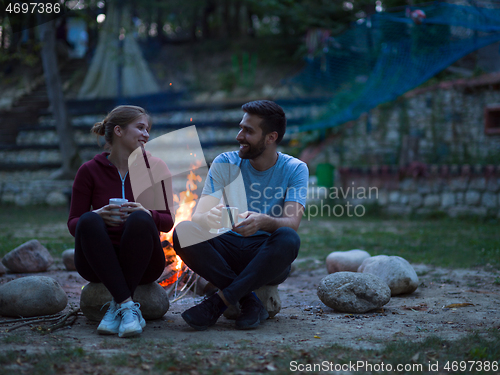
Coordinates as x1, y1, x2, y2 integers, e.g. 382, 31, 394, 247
91, 105, 152, 148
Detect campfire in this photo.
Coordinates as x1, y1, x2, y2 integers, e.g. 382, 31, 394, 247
157, 161, 203, 299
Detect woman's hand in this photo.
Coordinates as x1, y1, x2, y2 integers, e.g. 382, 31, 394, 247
120, 202, 152, 220
92, 204, 127, 227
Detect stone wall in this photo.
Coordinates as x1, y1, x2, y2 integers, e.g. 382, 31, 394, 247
322, 74, 500, 168
0, 180, 73, 206
338, 164, 500, 218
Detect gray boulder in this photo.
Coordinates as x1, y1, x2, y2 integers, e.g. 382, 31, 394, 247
62, 249, 76, 271
317, 272, 391, 313
358, 255, 419, 296
326, 249, 371, 273
223, 285, 282, 320
0, 262, 6, 276
0, 276, 68, 317
80, 282, 169, 321
2, 239, 53, 273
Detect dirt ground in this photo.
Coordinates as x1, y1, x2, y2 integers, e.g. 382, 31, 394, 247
1, 261, 499, 355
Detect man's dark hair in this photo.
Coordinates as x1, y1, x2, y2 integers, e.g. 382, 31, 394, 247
241, 100, 286, 144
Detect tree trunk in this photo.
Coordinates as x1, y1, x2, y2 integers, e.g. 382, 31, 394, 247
38, 19, 81, 180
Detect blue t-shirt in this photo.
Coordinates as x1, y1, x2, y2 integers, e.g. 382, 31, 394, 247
202, 151, 309, 235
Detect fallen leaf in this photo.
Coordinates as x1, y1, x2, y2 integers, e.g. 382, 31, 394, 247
313, 335, 321, 339
445, 303, 474, 308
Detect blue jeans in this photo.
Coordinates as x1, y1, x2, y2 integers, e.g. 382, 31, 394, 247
173, 221, 300, 305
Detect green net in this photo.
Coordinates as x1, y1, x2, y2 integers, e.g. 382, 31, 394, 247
287, 1, 500, 133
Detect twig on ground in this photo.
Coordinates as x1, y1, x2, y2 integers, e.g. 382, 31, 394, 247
4, 306, 82, 333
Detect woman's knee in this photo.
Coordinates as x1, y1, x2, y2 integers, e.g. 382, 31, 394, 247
76, 212, 105, 234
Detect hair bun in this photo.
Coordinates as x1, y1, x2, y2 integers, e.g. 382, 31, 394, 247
91, 121, 106, 136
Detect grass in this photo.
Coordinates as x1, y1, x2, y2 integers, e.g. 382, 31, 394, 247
1, 206, 499, 373
0, 330, 498, 374
0, 206, 74, 258
297, 213, 500, 270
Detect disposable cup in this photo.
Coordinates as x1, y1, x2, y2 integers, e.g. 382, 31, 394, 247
109, 198, 128, 219
221, 206, 238, 229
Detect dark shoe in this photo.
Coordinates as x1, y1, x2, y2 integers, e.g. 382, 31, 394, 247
235, 294, 269, 330
181, 293, 226, 331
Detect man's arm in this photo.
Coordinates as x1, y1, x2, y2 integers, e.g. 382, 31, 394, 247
232, 201, 304, 237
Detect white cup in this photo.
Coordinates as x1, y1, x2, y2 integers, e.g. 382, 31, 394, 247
221, 206, 238, 229
109, 198, 128, 220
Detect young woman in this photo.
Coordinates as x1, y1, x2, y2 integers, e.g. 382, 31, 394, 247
68, 105, 174, 338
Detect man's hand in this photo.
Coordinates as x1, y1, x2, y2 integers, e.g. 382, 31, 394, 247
206, 203, 224, 229
232, 211, 270, 237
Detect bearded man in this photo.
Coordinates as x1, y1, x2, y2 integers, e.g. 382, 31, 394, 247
173, 100, 309, 330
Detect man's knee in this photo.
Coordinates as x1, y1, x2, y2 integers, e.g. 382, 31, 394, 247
273, 227, 300, 257
172, 221, 200, 254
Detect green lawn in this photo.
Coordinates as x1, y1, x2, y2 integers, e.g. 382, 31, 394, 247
1, 206, 499, 270
298, 215, 500, 270
0, 206, 74, 258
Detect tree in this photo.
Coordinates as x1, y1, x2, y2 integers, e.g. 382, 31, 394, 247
38, 17, 81, 179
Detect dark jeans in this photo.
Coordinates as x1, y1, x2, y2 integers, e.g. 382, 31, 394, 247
74, 211, 165, 303
173, 221, 300, 306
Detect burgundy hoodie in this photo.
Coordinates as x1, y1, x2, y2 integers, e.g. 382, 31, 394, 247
67, 152, 174, 245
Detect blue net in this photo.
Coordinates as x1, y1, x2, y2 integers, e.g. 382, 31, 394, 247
287, 1, 500, 133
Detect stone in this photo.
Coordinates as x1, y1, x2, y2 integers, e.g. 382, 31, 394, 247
449, 178, 468, 192
2, 239, 54, 273
469, 177, 486, 191
378, 191, 388, 205
0, 276, 67, 317
326, 249, 371, 274
399, 194, 409, 205
408, 193, 423, 208
388, 191, 400, 204
465, 190, 481, 206
223, 285, 282, 320
62, 249, 76, 271
481, 192, 497, 208
80, 282, 169, 321
255, 285, 281, 318
385, 205, 412, 216
441, 192, 456, 208
486, 178, 499, 193
358, 255, 419, 296
46, 191, 67, 206
423, 194, 440, 207
0, 262, 6, 276
317, 272, 391, 313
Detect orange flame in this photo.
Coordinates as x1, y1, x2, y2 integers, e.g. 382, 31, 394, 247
159, 161, 203, 287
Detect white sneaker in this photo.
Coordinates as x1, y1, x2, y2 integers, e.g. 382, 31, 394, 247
97, 300, 120, 335
117, 301, 146, 338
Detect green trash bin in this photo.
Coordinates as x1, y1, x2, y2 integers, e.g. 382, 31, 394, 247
316, 163, 335, 188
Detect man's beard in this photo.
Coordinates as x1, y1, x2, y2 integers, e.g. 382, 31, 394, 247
239, 136, 266, 159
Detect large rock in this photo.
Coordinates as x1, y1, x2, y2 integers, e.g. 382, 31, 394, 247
2, 239, 53, 273
80, 282, 169, 321
223, 285, 282, 320
0, 276, 68, 317
317, 272, 391, 313
0, 262, 6, 276
326, 249, 371, 274
62, 249, 76, 271
358, 255, 419, 296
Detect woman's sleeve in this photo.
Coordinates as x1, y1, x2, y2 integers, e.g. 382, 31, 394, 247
67, 164, 93, 237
